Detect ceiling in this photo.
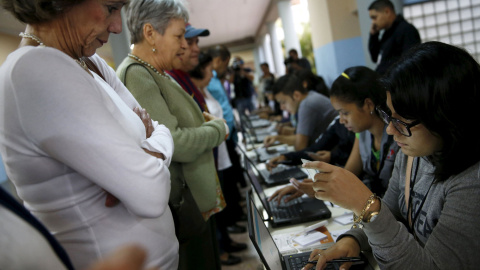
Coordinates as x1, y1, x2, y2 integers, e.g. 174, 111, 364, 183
0, 0, 278, 50
187, 0, 276, 49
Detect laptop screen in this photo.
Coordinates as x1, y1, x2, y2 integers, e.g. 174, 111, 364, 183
247, 191, 284, 270
244, 157, 271, 213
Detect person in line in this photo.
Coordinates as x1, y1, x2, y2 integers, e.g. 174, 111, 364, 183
0, 0, 178, 269
166, 23, 210, 111
285, 48, 312, 74
117, 0, 228, 269
269, 66, 398, 204
166, 23, 247, 252
263, 74, 337, 151
368, 0, 421, 75
256, 62, 275, 108
190, 52, 246, 266
303, 41, 480, 270
230, 56, 256, 115
207, 45, 250, 227
0, 187, 158, 270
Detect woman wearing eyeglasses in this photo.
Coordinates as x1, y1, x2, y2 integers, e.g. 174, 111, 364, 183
269, 66, 397, 204
303, 41, 480, 270
327, 66, 399, 197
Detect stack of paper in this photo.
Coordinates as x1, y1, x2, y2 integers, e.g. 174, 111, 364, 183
292, 231, 327, 246
272, 226, 335, 255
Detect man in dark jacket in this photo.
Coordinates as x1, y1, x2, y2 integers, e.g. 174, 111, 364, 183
368, 0, 421, 75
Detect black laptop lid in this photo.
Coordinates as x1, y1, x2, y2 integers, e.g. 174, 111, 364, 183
246, 191, 285, 270
244, 156, 273, 215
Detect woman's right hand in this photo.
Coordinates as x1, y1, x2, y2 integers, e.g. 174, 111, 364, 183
133, 107, 153, 139
203, 111, 225, 123
268, 184, 303, 205
302, 237, 361, 270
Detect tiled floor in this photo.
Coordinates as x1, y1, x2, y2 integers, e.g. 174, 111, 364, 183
222, 185, 264, 270
221, 220, 264, 270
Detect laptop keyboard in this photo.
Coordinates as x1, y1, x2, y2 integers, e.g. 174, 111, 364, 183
287, 255, 339, 270
269, 197, 304, 219
269, 168, 308, 183
288, 254, 310, 270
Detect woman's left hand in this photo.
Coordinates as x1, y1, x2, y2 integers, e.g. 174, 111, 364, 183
302, 161, 373, 214
105, 191, 120, 207
133, 107, 153, 139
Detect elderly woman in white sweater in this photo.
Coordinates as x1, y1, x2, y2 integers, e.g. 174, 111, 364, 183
0, 0, 178, 269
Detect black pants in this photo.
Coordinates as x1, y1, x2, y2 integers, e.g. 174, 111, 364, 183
220, 139, 246, 225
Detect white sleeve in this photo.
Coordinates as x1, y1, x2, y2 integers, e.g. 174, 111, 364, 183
90, 54, 174, 163
12, 48, 170, 218
141, 120, 174, 166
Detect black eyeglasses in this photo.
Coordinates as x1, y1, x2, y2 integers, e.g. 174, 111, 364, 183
376, 106, 420, 137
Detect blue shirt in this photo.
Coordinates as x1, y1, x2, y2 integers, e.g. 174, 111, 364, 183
207, 70, 236, 141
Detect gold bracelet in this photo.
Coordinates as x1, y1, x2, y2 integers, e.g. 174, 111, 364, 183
352, 193, 377, 229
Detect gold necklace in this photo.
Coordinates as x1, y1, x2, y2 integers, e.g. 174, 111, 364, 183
19, 32, 92, 77
128, 53, 170, 79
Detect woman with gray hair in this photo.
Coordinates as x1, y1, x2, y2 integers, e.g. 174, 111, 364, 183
0, 0, 179, 269
117, 0, 229, 269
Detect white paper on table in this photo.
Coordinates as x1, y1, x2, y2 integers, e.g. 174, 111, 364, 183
272, 232, 298, 254
334, 214, 354, 225
292, 231, 327, 246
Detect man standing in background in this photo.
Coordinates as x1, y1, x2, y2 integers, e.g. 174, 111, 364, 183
368, 0, 421, 75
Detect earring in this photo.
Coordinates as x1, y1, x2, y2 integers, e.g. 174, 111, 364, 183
152, 47, 156, 53
370, 111, 374, 115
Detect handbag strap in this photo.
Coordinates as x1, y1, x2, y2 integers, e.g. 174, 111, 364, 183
81, 56, 105, 81
404, 155, 414, 227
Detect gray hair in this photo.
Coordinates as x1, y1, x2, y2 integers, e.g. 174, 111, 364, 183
126, 0, 189, 44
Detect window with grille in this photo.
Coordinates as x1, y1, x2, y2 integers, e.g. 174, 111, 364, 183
403, 0, 480, 62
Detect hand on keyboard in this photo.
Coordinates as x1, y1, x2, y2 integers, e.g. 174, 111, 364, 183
268, 184, 304, 205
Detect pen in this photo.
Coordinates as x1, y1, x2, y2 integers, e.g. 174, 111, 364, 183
305, 257, 363, 265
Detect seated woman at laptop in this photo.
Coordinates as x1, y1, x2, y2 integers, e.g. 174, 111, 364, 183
267, 116, 355, 168
303, 42, 480, 269
269, 66, 398, 204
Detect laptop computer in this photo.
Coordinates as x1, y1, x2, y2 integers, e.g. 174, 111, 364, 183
240, 114, 271, 129
241, 131, 288, 163
249, 117, 272, 129
246, 191, 372, 270
255, 145, 290, 163
244, 157, 331, 227
241, 115, 278, 143
251, 126, 278, 144
257, 163, 308, 187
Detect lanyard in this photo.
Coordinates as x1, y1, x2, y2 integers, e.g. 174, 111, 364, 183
408, 157, 435, 239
